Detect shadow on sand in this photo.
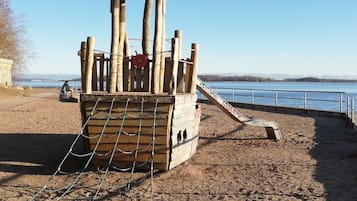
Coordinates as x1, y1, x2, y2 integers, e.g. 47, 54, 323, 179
310, 116, 357, 200
0, 133, 86, 178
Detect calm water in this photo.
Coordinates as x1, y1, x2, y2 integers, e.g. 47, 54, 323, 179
206, 81, 357, 95
14, 74, 357, 112
15, 74, 81, 88
15, 80, 82, 88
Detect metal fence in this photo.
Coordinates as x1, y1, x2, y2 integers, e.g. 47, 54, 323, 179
197, 87, 356, 124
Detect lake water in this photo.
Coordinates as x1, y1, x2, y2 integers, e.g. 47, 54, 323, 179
14, 74, 81, 88
207, 81, 357, 95
14, 74, 357, 113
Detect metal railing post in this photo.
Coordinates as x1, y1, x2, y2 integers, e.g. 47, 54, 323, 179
304, 92, 307, 109
252, 91, 255, 104
352, 97, 355, 123
232, 89, 235, 102
340, 93, 343, 113
347, 96, 350, 118
275, 91, 278, 106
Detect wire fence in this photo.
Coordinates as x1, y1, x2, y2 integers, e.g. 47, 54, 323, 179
197, 87, 356, 124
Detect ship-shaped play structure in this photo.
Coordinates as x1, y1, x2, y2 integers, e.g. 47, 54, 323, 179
32, 0, 281, 199
79, 38, 201, 171
78, 0, 282, 172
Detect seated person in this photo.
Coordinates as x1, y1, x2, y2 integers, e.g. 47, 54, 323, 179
59, 81, 74, 100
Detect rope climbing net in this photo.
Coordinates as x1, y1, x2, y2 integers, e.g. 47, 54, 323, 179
31, 97, 159, 200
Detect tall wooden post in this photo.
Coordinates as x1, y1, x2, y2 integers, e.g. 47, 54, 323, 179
159, 0, 166, 93
116, 0, 126, 92
123, 32, 130, 92
190, 43, 199, 94
142, 0, 152, 56
85, 37, 95, 94
109, 0, 120, 93
152, 0, 163, 94
105, 58, 110, 91
175, 30, 182, 59
143, 0, 153, 92
184, 61, 192, 92
169, 37, 179, 95
124, 32, 130, 56
99, 54, 105, 91
80, 41, 87, 91
174, 30, 184, 92
92, 56, 98, 91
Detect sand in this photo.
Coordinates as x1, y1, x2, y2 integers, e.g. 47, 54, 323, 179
0, 88, 356, 200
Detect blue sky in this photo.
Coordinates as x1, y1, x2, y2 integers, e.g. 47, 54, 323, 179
10, 0, 357, 78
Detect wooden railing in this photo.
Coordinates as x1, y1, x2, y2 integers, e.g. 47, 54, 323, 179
79, 37, 198, 95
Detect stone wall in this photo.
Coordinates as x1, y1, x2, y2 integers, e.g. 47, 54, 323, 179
0, 58, 13, 86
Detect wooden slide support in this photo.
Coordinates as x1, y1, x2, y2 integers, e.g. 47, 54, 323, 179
196, 78, 282, 141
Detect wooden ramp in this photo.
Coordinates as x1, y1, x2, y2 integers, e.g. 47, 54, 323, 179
196, 78, 282, 141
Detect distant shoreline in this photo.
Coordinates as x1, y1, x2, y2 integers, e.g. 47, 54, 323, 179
198, 75, 357, 83
14, 74, 357, 83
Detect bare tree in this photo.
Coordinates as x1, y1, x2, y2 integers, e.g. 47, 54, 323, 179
0, 0, 32, 75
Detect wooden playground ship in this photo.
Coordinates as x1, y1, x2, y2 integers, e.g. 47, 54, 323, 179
32, 1, 282, 199
78, 0, 282, 172
78, 1, 200, 171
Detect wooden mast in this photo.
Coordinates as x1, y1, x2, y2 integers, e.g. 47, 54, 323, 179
175, 30, 184, 93
175, 30, 182, 60
142, 0, 153, 92
169, 37, 179, 95
142, 0, 152, 56
80, 41, 87, 92
124, 32, 130, 56
151, 0, 163, 94
159, 0, 166, 93
116, 0, 126, 92
190, 43, 199, 94
84, 37, 95, 94
109, 0, 120, 93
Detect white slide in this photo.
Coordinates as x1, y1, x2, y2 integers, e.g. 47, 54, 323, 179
196, 78, 282, 141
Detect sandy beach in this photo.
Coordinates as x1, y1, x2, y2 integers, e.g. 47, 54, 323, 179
0, 88, 356, 200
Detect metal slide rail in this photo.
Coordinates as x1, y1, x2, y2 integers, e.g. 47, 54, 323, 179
196, 78, 282, 141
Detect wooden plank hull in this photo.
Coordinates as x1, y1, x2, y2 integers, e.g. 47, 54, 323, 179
80, 92, 200, 171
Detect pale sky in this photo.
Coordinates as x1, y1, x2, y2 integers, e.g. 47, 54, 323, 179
10, 0, 357, 78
